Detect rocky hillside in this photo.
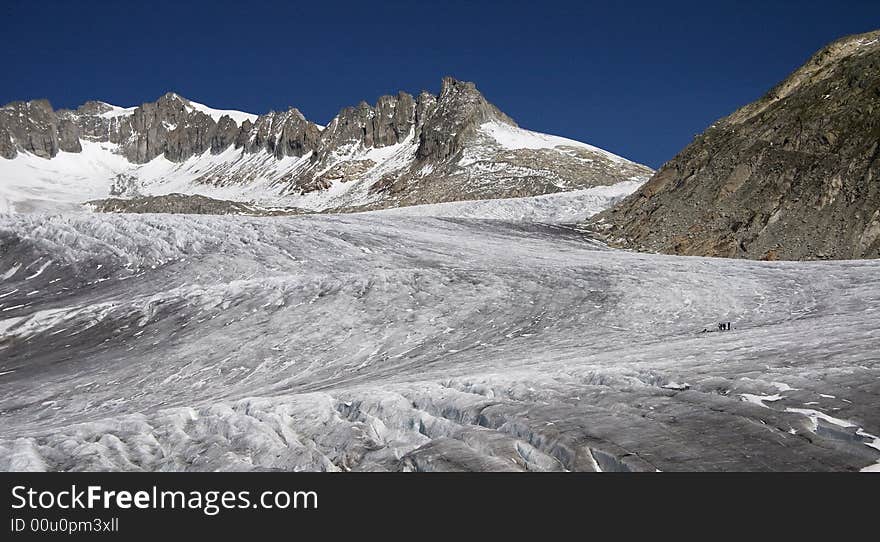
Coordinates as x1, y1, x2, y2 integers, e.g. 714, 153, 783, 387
588, 30, 880, 260
0, 77, 652, 213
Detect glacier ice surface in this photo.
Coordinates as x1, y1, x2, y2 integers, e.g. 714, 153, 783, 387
0, 195, 878, 471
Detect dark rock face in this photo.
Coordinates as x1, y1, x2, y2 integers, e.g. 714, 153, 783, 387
56, 117, 82, 153
211, 116, 239, 154
0, 93, 270, 164
589, 30, 880, 261
416, 76, 514, 163
0, 100, 80, 158
319, 92, 416, 154
118, 93, 215, 162
0, 131, 14, 160
68, 101, 120, 141
243, 108, 322, 159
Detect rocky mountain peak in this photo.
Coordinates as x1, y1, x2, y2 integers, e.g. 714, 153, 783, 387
414, 76, 514, 163
1, 77, 653, 214
0, 77, 515, 164
158, 91, 185, 104
439, 76, 478, 98
435, 76, 515, 125
319, 91, 416, 154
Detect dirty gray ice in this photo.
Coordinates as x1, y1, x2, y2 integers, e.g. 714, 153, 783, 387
1, 210, 879, 472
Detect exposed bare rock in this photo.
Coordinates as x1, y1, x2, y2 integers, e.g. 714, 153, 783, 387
0, 77, 652, 214
319, 92, 416, 152
241, 107, 321, 158
0, 130, 15, 160
86, 193, 304, 215
587, 30, 880, 260
211, 116, 239, 154
317, 160, 376, 183
0, 100, 76, 158
416, 76, 514, 163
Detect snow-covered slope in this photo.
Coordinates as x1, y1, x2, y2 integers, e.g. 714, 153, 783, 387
0, 211, 878, 471
97, 103, 137, 119
90, 97, 258, 124
184, 97, 258, 125
0, 142, 131, 213
0, 142, 289, 213
0, 139, 421, 214
0, 124, 649, 214
479, 121, 628, 164
0, 78, 653, 214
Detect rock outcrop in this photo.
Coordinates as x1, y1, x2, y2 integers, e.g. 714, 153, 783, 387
588, 30, 880, 260
415, 77, 514, 163
86, 193, 304, 215
0, 100, 81, 159
241, 107, 322, 159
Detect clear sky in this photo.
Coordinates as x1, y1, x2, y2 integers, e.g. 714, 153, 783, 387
2, 0, 878, 168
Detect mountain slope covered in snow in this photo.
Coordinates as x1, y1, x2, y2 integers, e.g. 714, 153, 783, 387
0, 78, 652, 214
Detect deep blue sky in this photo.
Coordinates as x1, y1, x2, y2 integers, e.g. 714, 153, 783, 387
2, 0, 878, 167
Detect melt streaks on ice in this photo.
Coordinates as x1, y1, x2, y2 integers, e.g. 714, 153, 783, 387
784, 408, 856, 429
24, 260, 51, 280
0, 211, 878, 472
740, 393, 785, 408
2, 265, 21, 281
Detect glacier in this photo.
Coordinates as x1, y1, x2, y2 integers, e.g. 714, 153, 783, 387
0, 193, 879, 472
